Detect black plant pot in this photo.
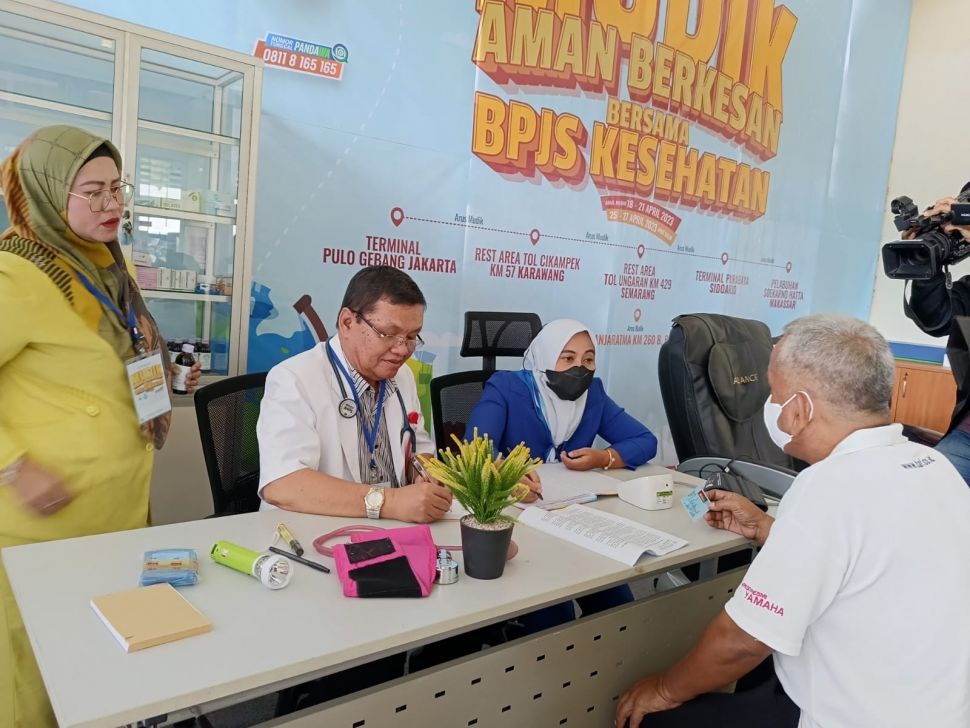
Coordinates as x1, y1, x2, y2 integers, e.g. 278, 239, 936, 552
460, 516, 513, 580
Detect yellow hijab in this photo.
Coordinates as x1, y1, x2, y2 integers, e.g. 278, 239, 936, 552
0, 125, 171, 447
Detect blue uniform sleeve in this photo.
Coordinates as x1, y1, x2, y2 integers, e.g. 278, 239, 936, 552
598, 391, 657, 468
464, 375, 510, 451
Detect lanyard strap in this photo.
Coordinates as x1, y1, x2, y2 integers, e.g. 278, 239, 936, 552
72, 268, 144, 347
327, 342, 388, 463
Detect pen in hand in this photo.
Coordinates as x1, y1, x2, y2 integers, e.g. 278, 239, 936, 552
524, 471, 542, 500
411, 454, 431, 482
268, 546, 330, 574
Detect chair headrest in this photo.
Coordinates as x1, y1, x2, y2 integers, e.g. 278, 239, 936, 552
708, 341, 771, 423
460, 311, 542, 358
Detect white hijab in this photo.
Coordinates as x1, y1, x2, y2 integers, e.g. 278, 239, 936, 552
523, 318, 591, 461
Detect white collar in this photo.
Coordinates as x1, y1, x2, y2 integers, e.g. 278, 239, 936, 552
327, 336, 397, 397
827, 423, 907, 459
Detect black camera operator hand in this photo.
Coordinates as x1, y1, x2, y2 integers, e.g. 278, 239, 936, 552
904, 197, 970, 242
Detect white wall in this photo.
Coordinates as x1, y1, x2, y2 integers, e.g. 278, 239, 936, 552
869, 0, 970, 344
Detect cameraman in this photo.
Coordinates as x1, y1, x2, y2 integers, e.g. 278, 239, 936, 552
904, 182, 970, 486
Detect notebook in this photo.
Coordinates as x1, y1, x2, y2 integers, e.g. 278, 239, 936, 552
90, 583, 212, 653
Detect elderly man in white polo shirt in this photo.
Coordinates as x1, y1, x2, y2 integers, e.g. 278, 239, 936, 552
616, 314, 970, 728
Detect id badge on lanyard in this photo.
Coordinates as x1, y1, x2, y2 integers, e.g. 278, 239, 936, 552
126, 350, 172, 424
73, 269, 172, 424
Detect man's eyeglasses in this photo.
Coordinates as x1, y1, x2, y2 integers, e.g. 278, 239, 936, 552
353, 311, 424, 351
68, 182, 134, 213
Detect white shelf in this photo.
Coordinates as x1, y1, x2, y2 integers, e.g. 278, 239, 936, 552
141, 289, 230, 303
132, 204, 234, 225
137, 118, 239, 146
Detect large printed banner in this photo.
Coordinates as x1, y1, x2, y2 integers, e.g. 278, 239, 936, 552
73, 0, 906, 461
238, 0, 903, 460
470, 1, 784, 228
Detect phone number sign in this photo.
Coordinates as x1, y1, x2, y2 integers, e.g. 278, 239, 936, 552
253, 34, 347, 80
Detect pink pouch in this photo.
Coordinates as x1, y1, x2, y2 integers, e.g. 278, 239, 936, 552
317, 525, 437, 598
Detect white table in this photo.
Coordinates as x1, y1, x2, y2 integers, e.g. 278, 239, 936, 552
3, 469, 749, 728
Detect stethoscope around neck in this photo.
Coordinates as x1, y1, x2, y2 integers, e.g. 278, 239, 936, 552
325, 340, 415, 456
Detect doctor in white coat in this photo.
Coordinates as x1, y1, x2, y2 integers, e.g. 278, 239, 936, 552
257, 266, 451, 522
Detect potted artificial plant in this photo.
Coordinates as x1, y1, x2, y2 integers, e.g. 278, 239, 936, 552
424, 430, 540, 579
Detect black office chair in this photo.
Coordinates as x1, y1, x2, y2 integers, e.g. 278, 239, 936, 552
658, 313, 798, 497
461, 310, 542, 372
194, 372, 267, 517
430, 370, 493, 454
426, 312, 542, 453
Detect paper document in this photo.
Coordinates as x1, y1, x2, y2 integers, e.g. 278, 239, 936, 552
517, 493, 598, 511
519, 503, 688, 566
513, 463, 619, 510
441, 500, 470, 520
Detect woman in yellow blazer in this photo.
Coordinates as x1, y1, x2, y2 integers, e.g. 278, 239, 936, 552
0, 125, 199, 726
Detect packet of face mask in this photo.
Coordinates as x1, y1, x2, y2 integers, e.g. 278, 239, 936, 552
139, 548, 200, 587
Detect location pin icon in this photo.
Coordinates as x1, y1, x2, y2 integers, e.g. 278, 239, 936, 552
634, 308, 642, 322
529, 229, 541, 245
636, 244, 645, 259
390, 207, 404, 227
721, 252, 729, 265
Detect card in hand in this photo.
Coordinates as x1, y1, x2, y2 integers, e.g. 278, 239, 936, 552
681, 486, 711, 522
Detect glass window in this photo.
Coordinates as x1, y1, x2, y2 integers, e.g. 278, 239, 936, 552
133, 128, 239, 217
139, 49, 243, 137
0, 10, 114, 113
0, 107, 110, 159
131, 213, 234, 279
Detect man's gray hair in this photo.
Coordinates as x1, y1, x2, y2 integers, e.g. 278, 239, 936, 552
775, 314, 895, 416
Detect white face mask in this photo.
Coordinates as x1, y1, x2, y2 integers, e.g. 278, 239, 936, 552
763, 391, 814, 450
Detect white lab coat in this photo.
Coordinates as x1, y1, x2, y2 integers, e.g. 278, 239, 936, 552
256, 338, 433, 508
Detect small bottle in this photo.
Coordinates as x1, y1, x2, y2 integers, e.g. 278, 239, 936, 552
172, 343, 195, 395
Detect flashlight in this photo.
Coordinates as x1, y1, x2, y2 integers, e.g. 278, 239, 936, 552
210, 540, 291, 589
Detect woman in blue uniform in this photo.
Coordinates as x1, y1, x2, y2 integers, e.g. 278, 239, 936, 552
466, 318, 658, 628
468, 318, 657, 470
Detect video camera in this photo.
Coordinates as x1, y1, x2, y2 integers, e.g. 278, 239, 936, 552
882, 192, 970, 280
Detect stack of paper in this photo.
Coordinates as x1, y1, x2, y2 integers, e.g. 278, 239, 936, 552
519, 503, 688, 565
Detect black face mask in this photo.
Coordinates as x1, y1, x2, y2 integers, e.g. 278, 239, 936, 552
545, 366, 594, 401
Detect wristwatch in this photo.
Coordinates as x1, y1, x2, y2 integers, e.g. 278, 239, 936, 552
364, 486, 385, 519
